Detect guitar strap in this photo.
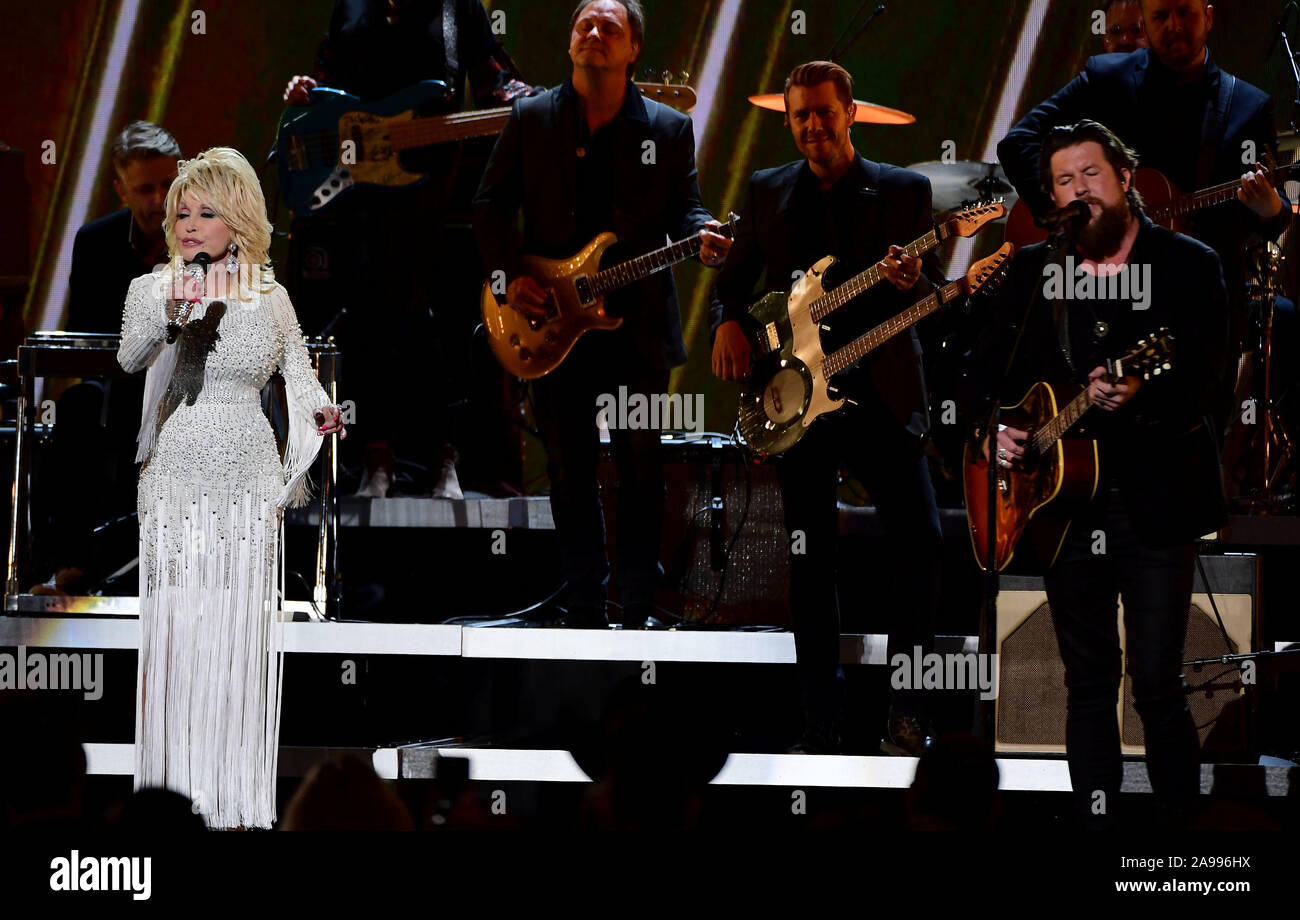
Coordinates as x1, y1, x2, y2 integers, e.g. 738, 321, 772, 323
442, 0, 459, 89
1195, 71, 1235, 190
1049, 247, 1078, 377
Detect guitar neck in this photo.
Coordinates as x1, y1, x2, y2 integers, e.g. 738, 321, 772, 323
822, 277, 961, 377
1028, 388, 1094, 455
590, 234, 705, 295
388, 107, 513, 149
1153, 163, 1297, 223
809, 227, 943, 323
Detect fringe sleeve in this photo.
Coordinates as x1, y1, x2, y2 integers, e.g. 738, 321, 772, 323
268, 284, 332, 509
118, 271, 179, 463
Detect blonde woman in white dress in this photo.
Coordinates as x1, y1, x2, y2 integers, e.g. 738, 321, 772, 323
117, 148, 346, 828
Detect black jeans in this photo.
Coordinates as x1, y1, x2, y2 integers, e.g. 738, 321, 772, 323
775, 403, 942, 734
1042, 483, 1200, 825
532, 335, 668, 612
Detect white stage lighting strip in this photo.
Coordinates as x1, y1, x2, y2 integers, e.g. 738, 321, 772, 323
1, 616, 977, 664
74, 746, 1298, 794
0, 617, 461, 657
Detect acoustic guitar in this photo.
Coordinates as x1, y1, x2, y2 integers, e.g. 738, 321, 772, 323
963, 331, 1174, 571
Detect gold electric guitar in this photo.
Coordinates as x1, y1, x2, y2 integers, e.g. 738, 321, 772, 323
482, 213, 739, 379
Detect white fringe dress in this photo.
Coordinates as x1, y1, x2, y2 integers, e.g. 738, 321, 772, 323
118, 270, 329, 828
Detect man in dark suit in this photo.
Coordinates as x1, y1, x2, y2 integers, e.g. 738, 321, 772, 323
36, 122, 179, 594
67, 121, 179, 333
282, 0, 540, 499
997, 0, 1288, 345
711, 61, 943, 755
966, 120, 1230, 826
473, 0, 730, 628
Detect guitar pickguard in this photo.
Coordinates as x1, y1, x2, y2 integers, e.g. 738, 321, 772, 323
787, 256, 845, 428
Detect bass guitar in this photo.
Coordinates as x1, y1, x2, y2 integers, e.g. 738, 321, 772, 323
962, 331, 1174, 571
277, 79, 697, 215
738, 243, 1014, 456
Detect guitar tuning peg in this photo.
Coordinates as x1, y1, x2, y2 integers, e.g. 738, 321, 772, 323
662, 70, 673, 84
1162, 362, 1171, 370
680, 71, 690, 84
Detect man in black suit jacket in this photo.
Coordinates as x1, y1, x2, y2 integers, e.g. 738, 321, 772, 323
997, 0, 1288, 344
67, 121, 179, 334
38, 123, 179, 593
966, 120, 1230, 827
711, 61, 943, 755
474, 0, 730, 628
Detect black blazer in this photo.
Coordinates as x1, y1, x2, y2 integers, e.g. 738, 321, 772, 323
473, 80, 714, 371
997, 50, 1289, 274
710, 156, 939, 438
962, 216, 1231, 547
68, 209, 160, 334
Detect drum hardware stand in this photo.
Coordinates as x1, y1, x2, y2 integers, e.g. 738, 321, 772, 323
1235, 242, 1297, 511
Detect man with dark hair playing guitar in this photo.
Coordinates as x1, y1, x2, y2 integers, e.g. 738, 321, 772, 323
998, 0, 1289, 380
711, 61, 946, 756
964, 119, 1231, 827
474, 0, 731, 629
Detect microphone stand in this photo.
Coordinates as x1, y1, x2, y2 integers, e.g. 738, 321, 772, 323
1274, 3, 1300, 132
977, 226, 1076, 741
827, 3, 887, 62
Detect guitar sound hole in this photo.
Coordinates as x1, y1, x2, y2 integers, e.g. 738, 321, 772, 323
763, 368, 806, 424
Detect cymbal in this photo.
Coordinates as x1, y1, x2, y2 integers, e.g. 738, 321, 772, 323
748, 93, 915, 125
907, 160, 1017, 212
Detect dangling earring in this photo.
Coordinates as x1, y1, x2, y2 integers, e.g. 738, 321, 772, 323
225, 242, 238, 274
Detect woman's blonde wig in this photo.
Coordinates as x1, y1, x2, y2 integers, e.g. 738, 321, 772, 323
163, 147, 275, 296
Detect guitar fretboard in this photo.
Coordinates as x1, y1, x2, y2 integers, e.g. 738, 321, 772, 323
1152, 163, 1299, 223
822, 277, 959, 377
809, 229, 943, 323
1029, 389, 1094, 455
388, 108, 512, 149
591, 232, 719, 295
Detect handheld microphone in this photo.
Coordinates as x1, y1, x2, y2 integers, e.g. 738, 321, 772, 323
167, 252, 211, 343
1033, 199, 1091, 233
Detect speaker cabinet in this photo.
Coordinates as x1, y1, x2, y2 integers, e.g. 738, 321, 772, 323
994, 557, 1255, 754
599, 439, 790, 626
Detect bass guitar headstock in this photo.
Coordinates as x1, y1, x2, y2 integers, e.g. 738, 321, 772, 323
943, 200, 1008, 240
962, 242, 1015, 296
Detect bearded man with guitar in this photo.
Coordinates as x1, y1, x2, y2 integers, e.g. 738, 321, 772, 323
473, 0, 731, 630
997, 0, 1289, 414
711, 61, 948, 756
964, 120, 1231, 827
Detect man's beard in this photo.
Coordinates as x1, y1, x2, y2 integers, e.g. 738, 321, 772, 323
1075, 199, 1130, 260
